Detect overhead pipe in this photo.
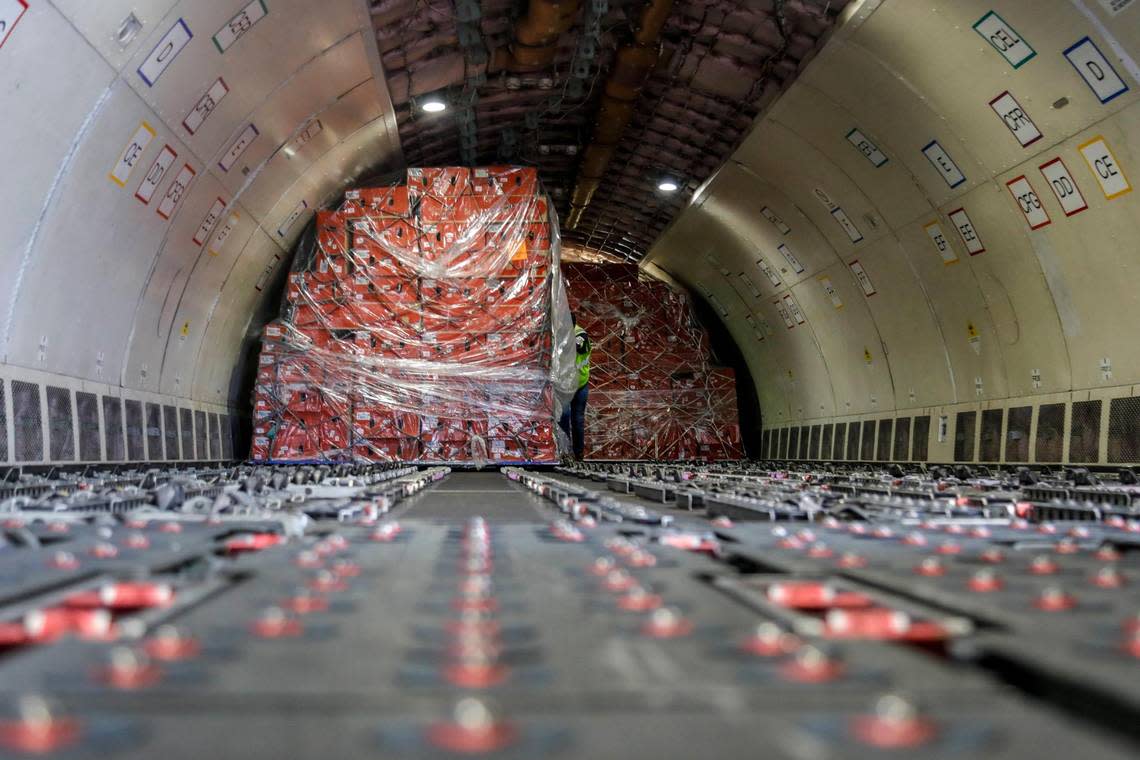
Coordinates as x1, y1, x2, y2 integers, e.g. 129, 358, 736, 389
565, 0, 673, 230
489, 0, 582, 73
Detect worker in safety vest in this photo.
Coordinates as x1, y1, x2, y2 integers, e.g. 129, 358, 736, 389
559, 323, 591, 460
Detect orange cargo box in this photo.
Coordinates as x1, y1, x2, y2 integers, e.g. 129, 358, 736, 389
408, 167, 470, 198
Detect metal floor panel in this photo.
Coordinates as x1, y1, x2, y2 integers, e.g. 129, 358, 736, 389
403, 471, 546, 522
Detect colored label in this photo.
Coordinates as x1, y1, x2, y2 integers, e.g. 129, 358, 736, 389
783, 294, 806, 325
1079, 136, 1132, 199
831, 207, 864, 243
219, 124, 259, 172
757, 258, 781, 287
1006, 175, 1051, 230
157, 164, 195, 220
135, 145, 177, 204
778, 243, 805, 274
973, 11, 1035, 68
948, 208, 985, 255
183, 77, 229, 135
1063, 36, 1128, 104
819, 276, 843, 309
849, 260, 876, 296
988, 91, 1042, 147
277, 200, 309, 237
209, 213, 240, 257
0, 0, 28, 51
922, 141, 966, 188
774, 299, 794, 329
109, 122, 156, 187
213, 0, 268, 53
194, 198, 227, 246
138, 18, 192, 87
760, 206, 791, 234
1038, 158, 1088, 216
285, 119, 323, 157
845, 128, 888, 167
923, 221, 958, 265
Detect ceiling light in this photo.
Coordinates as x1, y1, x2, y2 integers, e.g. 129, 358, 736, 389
658, 180, 679, 192
421, 98, 447, 113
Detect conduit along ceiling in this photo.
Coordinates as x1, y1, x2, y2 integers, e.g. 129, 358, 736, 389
372, 0, 848, 262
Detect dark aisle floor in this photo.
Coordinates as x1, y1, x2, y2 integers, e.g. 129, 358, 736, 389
401, 471, 546, 522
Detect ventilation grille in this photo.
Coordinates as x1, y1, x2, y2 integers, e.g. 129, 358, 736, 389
1035, 403, 1064, 463
12, 381, 42, 463
46, 386, 74, 461
893, 417, 910, 461
954, 411, 976, 462
194, 410, 207, 460
799, 426, 810, 459
912, 416, 930, 461
821, 424, 833, 461
778, 428, 788, 458
788, 427, 800, 460
860, 422, 875, 461
102, 397, 124, 461
834, 423, 847, 461
0, 381, 6, 463
979, 409, 1003, 462
760, 430, 770, 458
1069, 400, 1101, 463
846, 422, 861, 460
1108, 397, 1140, 463
876, 419, 893, 461
76, 392, 101, 462
163, 405, 179, 460
809, 425, 821, 460
1006, 406, 1031, 463
210, 413, 222, 460
181, 408, 195, 460
126, 400, 145, 461
221, 415, 234, 460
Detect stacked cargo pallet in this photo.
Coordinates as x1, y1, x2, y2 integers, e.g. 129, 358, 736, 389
251, 166, 559, 464
564, 263, 743, 461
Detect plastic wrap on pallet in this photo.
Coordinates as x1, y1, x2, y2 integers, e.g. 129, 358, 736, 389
251, 166, 576, 464
563, 263, 744, 461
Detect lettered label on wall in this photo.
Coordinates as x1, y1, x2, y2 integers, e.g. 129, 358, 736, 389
783, 294, 806, 325
0, 0, 28, 51
774, 299, 795, 329
183, 78, 229, 135
1063, 37, 1129, 104
922, 140, 966, 188
1038, 158, 1088, 216
214, 0, 268, 53
219, 124, 259, 172
845, 128, 888, 167
1005, 175, 1051, 230
277, 200, 308, 238
157, 164, 195, 220
1079, 136, 1132, 199
757, 258, 782, 287
948, 208, 985, 255
208, 212, 240, 257
134, 145, 176, 205
848, 260, 876, 297
778, 243, 805, 274
923, 221, 958, 264
760, 206, 791, 234
109, 122, 156, 187
988, 91, 1042, 147
830, 207, 864, 243
138, 19, 192, 87
973, 11, 1036, 69
193, 197, 227, 246
819, 276, 844, 309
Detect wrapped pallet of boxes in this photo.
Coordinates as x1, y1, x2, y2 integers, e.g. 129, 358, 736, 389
250, 166, 575, 464
562, 263, 743, 462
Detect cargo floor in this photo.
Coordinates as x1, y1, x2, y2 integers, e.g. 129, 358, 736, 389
397, 471, 547, 522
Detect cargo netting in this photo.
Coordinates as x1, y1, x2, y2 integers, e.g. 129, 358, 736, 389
564, 263, 744, 461
251, 166, 577, 464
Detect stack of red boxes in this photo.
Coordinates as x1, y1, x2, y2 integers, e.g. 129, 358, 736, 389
565, 263, 743, 461
251, 166, 558, 463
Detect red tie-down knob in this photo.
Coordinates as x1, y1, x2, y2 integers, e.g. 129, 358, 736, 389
850, 694, 938, 749
143, 625, 201, 661
94, 647, 162, 689
427, 698, 518, 754
741, 622, 799, 657
0, 696, 82, 754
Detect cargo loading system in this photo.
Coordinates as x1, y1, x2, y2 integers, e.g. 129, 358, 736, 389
0, 462, 1138, 758
3, 0, 1140, 757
